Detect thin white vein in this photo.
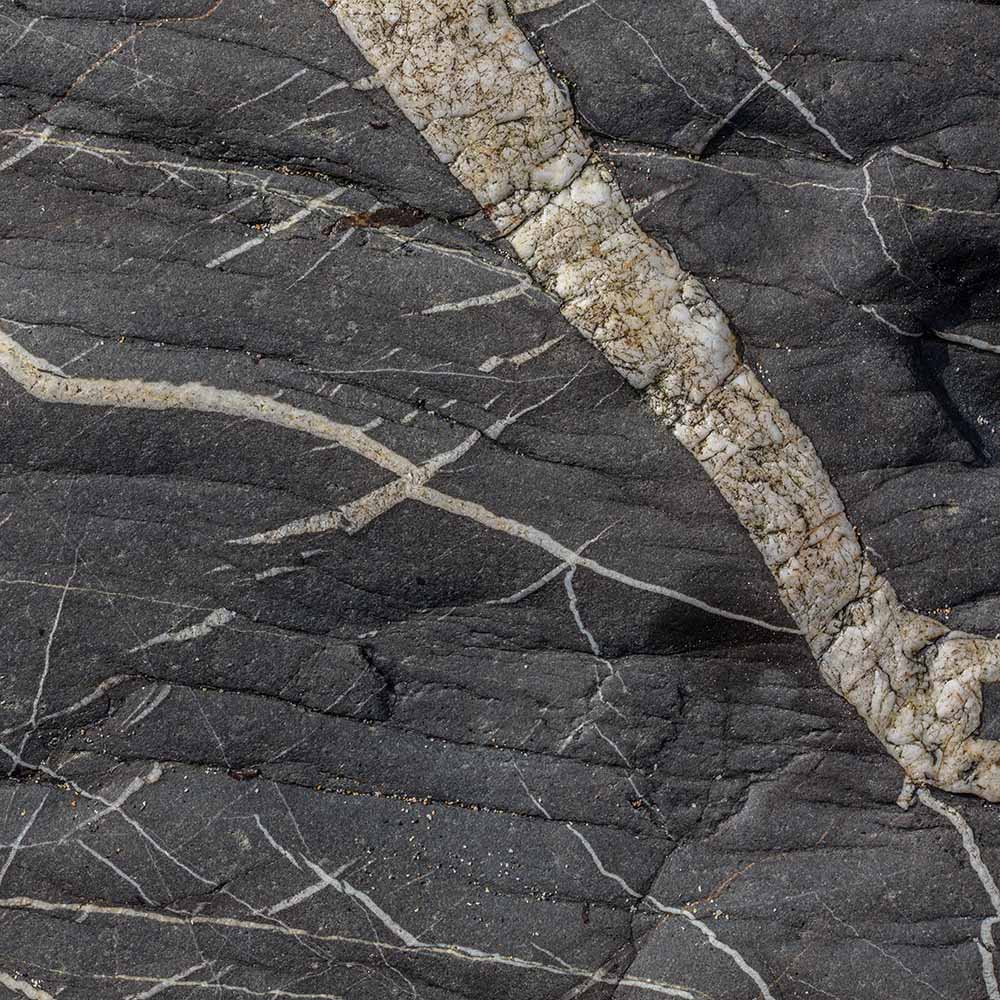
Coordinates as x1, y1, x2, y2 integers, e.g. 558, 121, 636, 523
273, 108, 355, 136
0, 130, 349, 220
123, 685, 172, 730
892, 145, 1000, 177
0, 16, 39, 59
0, 895, 699, 998
417, 281, 531, 315
76, 839, 155, 906
0, 971, 56, 1000
919, 789, 1000, 999
858, 304, 918, 339
229, 432, 480, 546
0, 794, 48, 888
223, 68, 308, 115
535, 0, 596, 30
488, 523, 614, 604
566, 822, 777, 1000
593, 2, 712, 115
309, 79, 351, 104
125, 962, 209, 1000
98, 973, 342, 999
479, 335, 565, 373
934, 331, 1000, 357
230, 510, 346, 547
861, 157, 905, 278
26, 556, 78, 735
206, 190, 344, 269
563, 565, 601, 657
0, 328, 417, 478
695, 0, 852, 160
415, 486, 798, 633
693, 77, 769, 153
267, 877, 328, 916
299, 856, 421, 946
129, 608, 235, 653
0, 125, 53, 172
287, 228, 354, 289
485, 364, 587, 439
891, 146, 946, 169
0, 331, 795, 634
253, 814, 302, 871
858, 296, 1000, 357
513, 763, 553, 819
0, 675, 131, 738
0, 742, 215, 893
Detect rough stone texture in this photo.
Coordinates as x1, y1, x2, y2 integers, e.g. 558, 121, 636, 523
1, 1, 1000, 999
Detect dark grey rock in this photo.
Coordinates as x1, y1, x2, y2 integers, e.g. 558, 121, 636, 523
1, 1, 1000, 998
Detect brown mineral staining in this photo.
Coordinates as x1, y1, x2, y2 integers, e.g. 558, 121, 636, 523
325, 205, 426, 236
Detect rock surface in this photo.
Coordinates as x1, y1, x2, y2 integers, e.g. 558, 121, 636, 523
1, 1, 1000, 998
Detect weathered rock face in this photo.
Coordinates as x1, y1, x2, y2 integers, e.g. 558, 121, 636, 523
1, 2, 1000, 998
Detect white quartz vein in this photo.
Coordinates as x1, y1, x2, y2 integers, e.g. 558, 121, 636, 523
0, 329, 790, 633
326, 0, 1000, 801
479, 335, 564, 373
76, 839, 156, 906
861, 157, 906, 279
128, 608, 235, 653
0, 971, 56, 1000
122, 685, 172, 730
918, 789, 1000, 999
567, 822, 777, 1000
416, 280, 533, 315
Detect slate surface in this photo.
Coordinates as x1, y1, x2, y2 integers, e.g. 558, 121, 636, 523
1, 1, 999, 998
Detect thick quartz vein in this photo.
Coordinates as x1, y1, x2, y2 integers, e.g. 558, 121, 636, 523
328, 0, 1000, 801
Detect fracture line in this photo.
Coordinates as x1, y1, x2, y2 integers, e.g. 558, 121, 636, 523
416, 486, 798, 633
484, 363, 588, 439
253, 814, 302, 871
21, 554, 78, 758
123, 685, 172, 729
695, 0, 852, 160
300, 856, 421, 946
0, 675, 131, 738
286, 228, 354, 289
